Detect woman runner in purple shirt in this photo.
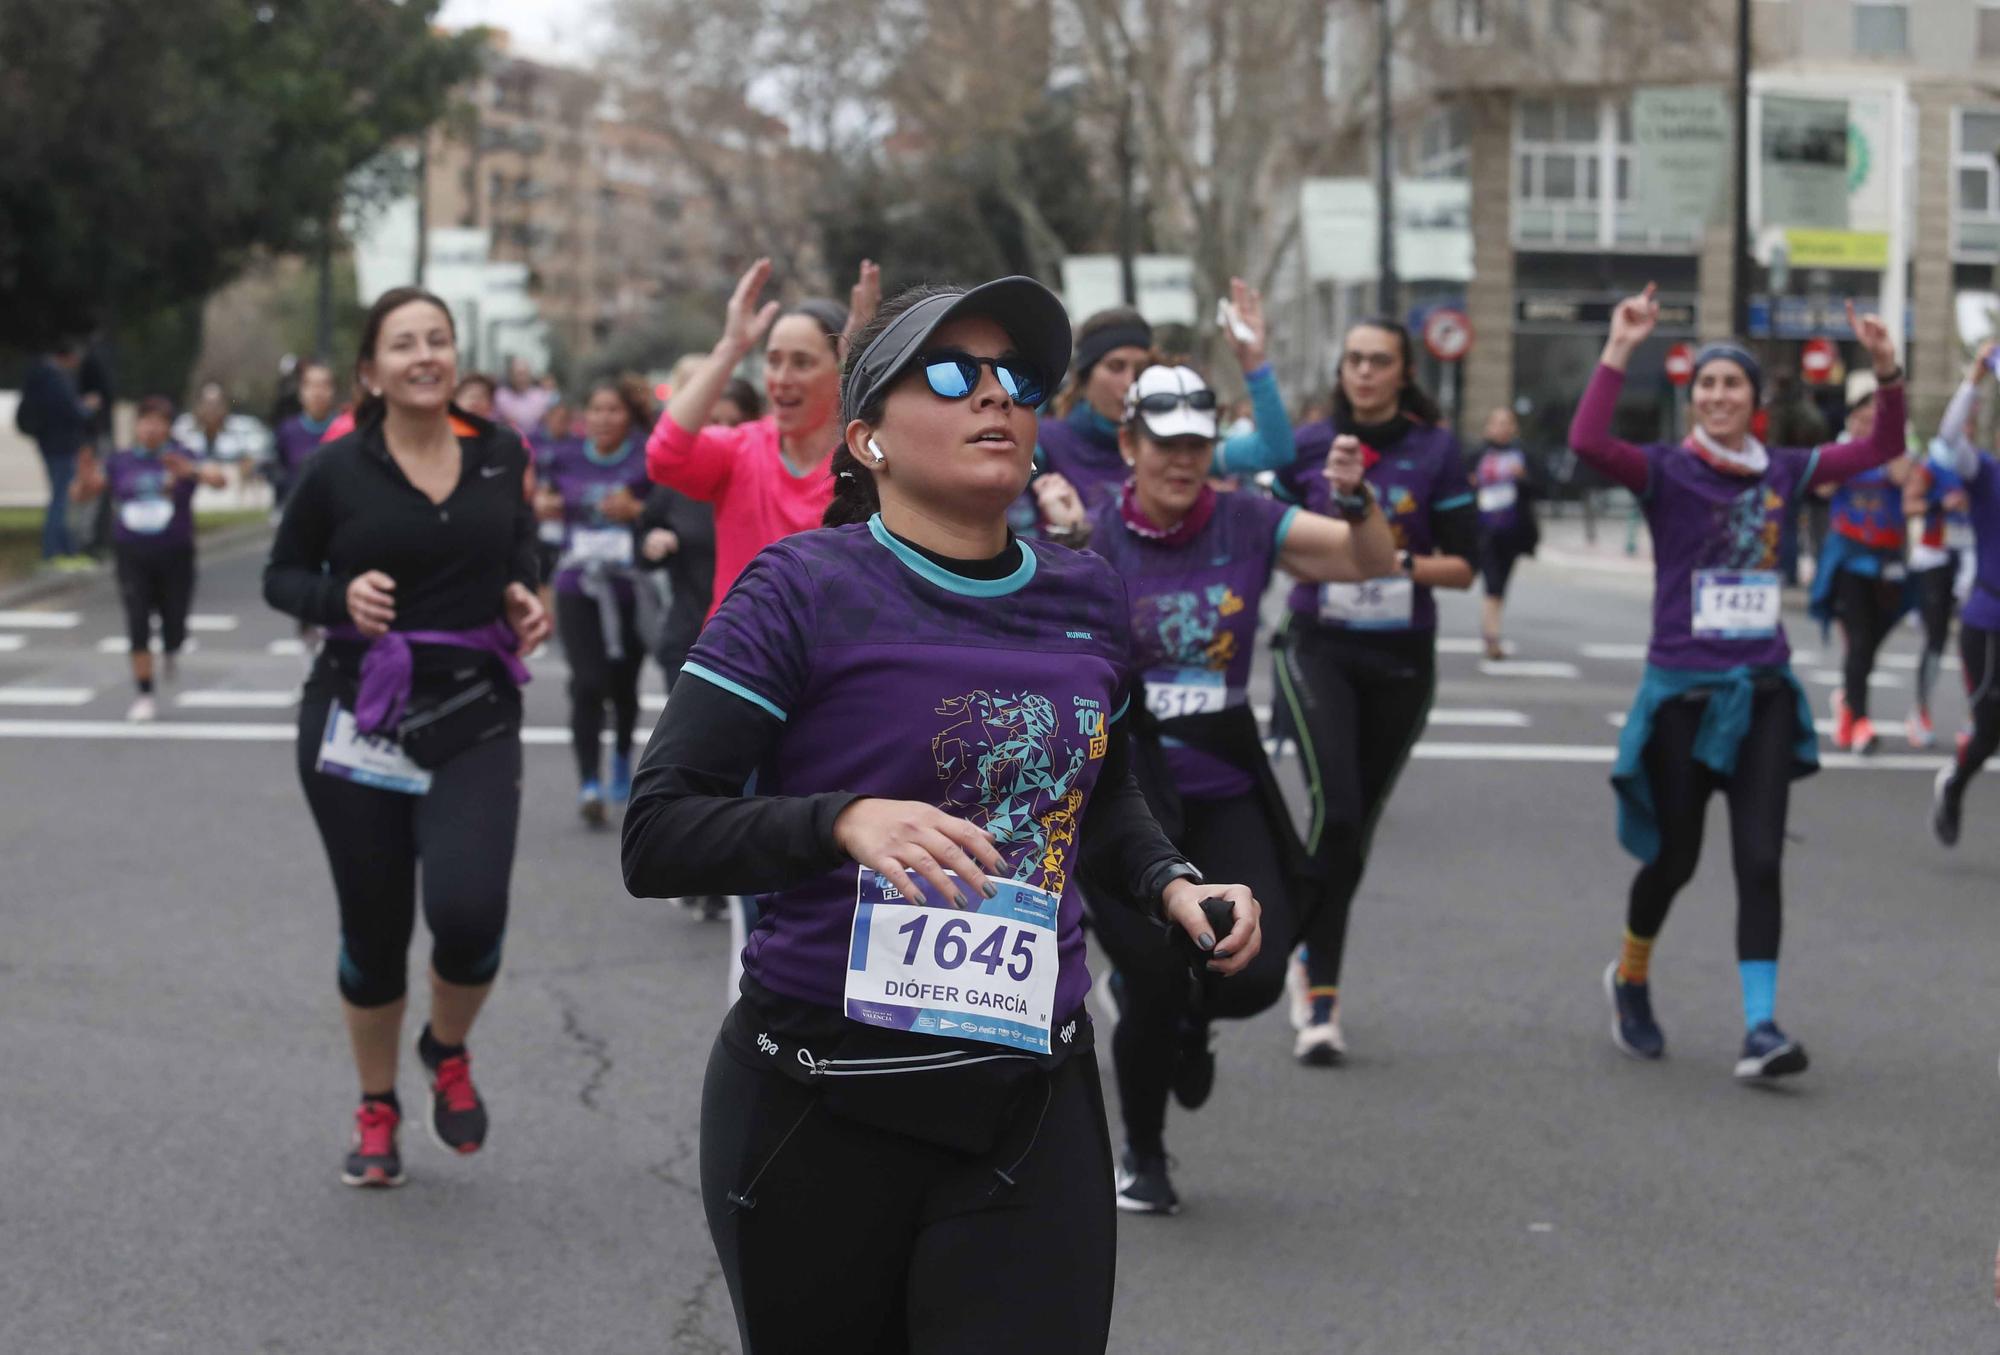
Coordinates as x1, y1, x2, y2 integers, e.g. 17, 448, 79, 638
1044, 361, 1395, 1215
1574, 285, 1904, 1081
1928, 340, 2000, 847
622, 279, 1263, 1354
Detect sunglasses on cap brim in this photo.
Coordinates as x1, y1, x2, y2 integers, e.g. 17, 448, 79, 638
914, 350, 1047, 408
1130, 390, 1219, 417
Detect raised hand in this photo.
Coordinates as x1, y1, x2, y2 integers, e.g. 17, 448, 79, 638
843, 259, 881, 355
1324, 434, 1366, 494
1032, 471, 1085, 532
721, 258, 781, 359
1221, 276, 1268, 372
1846, 299, 1899, 378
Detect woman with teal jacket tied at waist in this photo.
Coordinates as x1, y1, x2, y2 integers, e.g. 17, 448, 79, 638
1572, 285, 1906, 1082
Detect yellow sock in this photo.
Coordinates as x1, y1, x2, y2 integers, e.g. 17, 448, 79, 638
1618, 932, 1655, 986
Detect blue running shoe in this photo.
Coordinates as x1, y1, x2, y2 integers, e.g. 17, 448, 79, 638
1734, 1020, 1808, 1080
609, 753, 633, 804
1603, 961, 1664, 1060
579, 779, 607, 827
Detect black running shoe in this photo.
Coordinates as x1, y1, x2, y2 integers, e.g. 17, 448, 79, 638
1115, 1148, 1180, 1216
1734, 1020, 1809, 1081
341, 1099, 407, 1188
1170, 1016, 1216, 1110
1932, 767, 1963, 848
419, 1035, 489, 1154
1604, 961, 1665, 1060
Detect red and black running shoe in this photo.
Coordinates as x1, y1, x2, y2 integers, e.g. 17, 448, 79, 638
420, 1035, 489, 1155
341, 1099, 407, 1188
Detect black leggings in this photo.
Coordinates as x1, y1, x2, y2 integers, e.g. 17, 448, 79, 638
556, 588, 643, 782
1915, 562, 1958, 714
1952, 623, 2000, 792
115, 543, 194, 654
700, 1035, 1115, 1355
1834, 568, 1902, 720
296, 690, 523, 1007
1626, 685, 1793, 962
1090, 793, 1295, 1157
1480, 535, 1527, 599
1275, 627, 1436, 990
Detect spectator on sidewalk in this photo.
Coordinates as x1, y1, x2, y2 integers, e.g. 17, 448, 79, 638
15, 336, 100, 567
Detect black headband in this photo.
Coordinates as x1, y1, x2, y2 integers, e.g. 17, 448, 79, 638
1073, 322, 1153, 380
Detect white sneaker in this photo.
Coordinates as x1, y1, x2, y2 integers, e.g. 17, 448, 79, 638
1293, 1008, 1347, 1066
126, 694, 156, 722
1285, 952, 1311, 1031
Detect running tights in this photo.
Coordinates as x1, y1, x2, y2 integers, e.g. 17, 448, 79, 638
115, 542, 194, 654
1834, 569, 1900, 721
297, 692, 522, 1006
556, 589, 642, 782
1625, 685, 1792, 962
700, 1037, 1115, 1355
1275, 628, 1436, 991
1090, 793, 1294, 1157
1951, 624, 2000, 793
1915, 563, 1957, 715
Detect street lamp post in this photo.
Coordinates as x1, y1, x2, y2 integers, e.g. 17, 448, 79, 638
1376, 0, 1397, 317
1730, 0, 1752, 339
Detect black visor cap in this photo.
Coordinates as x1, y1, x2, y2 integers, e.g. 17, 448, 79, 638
842, 276, 1072, 425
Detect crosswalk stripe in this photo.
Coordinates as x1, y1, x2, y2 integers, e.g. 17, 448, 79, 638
1805, 668, 1903, 689
266, 638, 307, 656
0, 686, 95, 706
176, 690, 299, 709
1429, 708, 1531, 728
0, 718, 1953, 769
0, 635, 24, 652
1435, 637, 1487, 655
97, 636, 201, 655
186, 614, 240, 632
1579, 642, 1648, 661
1478, 660, 1581, 679
1880, 652, 1960, 672
0, 610, 80, 628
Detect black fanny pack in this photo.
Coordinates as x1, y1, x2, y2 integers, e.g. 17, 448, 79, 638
395, 668, 518, 770
722, 995, 1091, 1156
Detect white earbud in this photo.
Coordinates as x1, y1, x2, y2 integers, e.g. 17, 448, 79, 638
866, 436, 887, 466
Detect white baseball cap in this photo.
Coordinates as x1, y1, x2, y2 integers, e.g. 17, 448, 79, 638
1123, 364, 1218, 442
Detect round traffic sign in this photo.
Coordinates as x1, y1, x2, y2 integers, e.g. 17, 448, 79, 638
1664, 342, 1695, 387
1801, 337, 1838, 385
1422, 308, 1472, 363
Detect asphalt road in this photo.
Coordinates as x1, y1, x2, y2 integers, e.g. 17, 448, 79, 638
2, 533, 1996, 1353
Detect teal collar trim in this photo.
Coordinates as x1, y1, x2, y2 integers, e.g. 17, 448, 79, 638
867, 514, 1037, 597
583, 435, 638, 468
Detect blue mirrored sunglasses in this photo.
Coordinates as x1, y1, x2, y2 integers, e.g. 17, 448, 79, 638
916, 350, 1046, 408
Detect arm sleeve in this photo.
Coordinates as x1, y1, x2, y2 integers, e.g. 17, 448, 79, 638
1566, 365, 1652, 494
1077, 718, 1187, 916
1428, 441, 1477, 562
1214, 366, 1295, 476
644, 410, 740, 501
261, 460, 351, 625
1936, 379, 1983, 481
1807, 381, 1908, 488
621, 676, 862, 898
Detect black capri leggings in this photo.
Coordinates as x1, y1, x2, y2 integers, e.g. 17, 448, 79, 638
1274, 626, 1436, 992
1955, 622, 2000, 789
1090, 792, 1295, 1158
556, 588, 643, 782
115, 543, 195, 654
1833, 568, 1902, 720
1480, 534, 1528, 599
296, 689, 523, 1007
1625, 683, 1793, 962
700, 1035, 1116, 1354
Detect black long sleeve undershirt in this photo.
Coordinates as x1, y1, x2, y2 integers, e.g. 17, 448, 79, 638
620, 669, 1184, 913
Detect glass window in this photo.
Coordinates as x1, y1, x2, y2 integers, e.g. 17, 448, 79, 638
1853, 2, 1908, 57
1518, 153, 1535, 197
1544, 154, 1577, 200
1964, 111, 2000, 153
1981, 6, 2000, 59
1562, 98, 1599, 142
1584, 156, 1600, 201
1521, 99, 1554, 142
1961, 167, 1994, 215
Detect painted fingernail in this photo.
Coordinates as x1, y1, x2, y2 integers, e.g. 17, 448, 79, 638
955, 892, 972, 910
981, 882, 998, 899
1197, 932, 1215, 951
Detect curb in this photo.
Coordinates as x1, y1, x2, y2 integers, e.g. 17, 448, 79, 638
0, 520, 274, 611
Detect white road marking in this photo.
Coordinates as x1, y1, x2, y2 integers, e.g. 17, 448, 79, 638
1881, 652, 1959, 672
176, 690, 299, 709
1478, 660, 1581, 679
1611, 712, 1854, 740
186, 614, 240, 632
1428, 709, 1531, 728
0, 686, 95, 706
97, 636, 200, 655
1579, 643, 1649, 661
1806, 669, 1903, 689
1435, 637, 1489, 655
266, 638, 307, 656
0, 635, 24, 652
641, 694, 668, 712
1413, 742, 1612, 763
0, 610, 80, 628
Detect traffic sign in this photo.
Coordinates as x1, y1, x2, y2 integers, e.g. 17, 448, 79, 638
1801, 337, 1838, 385
1665, 342, 1695, 387
1422, 308, 1473, 363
